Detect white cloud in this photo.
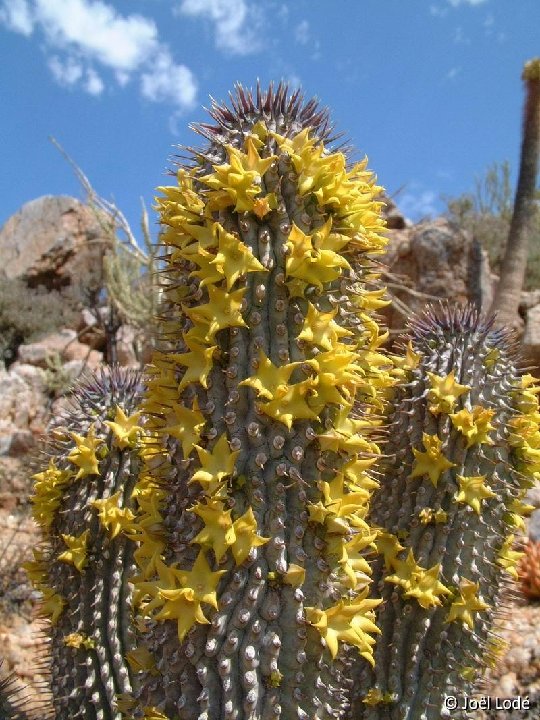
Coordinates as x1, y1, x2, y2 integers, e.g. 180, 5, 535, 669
448, 0, 488, 6
295, 19, 309, 45
431, 0, 487, 13
85, 67, 104, 95
0, 0, 34, 35
399, 189, 439, 221
286, 73, 301, 89
453, 26, 470, 44
48, 54, 104, 96
176, 0, 262, 55
34, 0, 158, 71
446, 66, 461, 80
140, 50, 197, 107
0, 0, 197, 113
48, 54, 83, 86
430, 5, 449, 17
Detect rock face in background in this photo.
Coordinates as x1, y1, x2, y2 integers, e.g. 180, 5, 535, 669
382, 218, 494, 335
0, 365, 48, 457
0, 195, 145, 455
0, 195, 109, 290
381, 193, 409, 230
16, 329, 103, 369
522, 302, 540, 368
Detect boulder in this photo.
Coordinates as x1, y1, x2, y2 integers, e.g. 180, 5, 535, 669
0, 195, 111, 291
381, 194, 409, 230
76, 307, 107, 350
17, 329, 103, 369
521, 304, 540, 368
381, 219, 493, 334
0, 365, 48, 456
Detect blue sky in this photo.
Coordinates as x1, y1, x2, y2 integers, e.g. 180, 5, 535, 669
1, 0, 539, 244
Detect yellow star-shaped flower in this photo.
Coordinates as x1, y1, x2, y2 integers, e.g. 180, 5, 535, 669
307, 500, 333, 525
191, 500, 236, 562
285, 222, 350, 289
450, 406, 495, 447
154, 586, 210, 642
447, 578, 489, 629
125, 647, 157, 674
239, 349, 301, 400
174, 550, 226, 609
64, 632, 95, 649
390, 340, 421, 373
410, 433, 455, 486
282, 563, 306, 587
375, 531, 405, 570
386, 550, 451, 608
104, 406, 142, 449
259, 379, 319, 428
297, 302, 352, 351
320, 473, 371, 519
92, 492, 135, 539
231, 507, 270, 565
190, 433, 239, 496
455, 474, 496, 514
418, 508, 448, 524
306, 346, 364, 403
183, 244, 224, 287
305, 591, 381, 663
497, 535, 524, 580
67, 426, 103, 479
141, 707, 172, 720
22, 550, 48, 587
385, 548, 418, 591
210, 223, 266, 289
252, 193, 276, 219
40, 586, 65, 624
201, 138, 276, 213
31, 459, 72, 530
426, 370, 469, 415
172, 338, 216, 391
58, 529, 90, 572
161, 399, 206, 458
180, 220, 217, 250
403, 563, 451, 609
184, 285, 247, 342
316, 403, 376, 454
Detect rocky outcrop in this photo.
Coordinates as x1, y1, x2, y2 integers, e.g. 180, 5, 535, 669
381, 218, 494, 334
0, 195, 110, 290
0, 365, 48, 457
521, 304, 540, 367
16, 329, 102, 370
381, 194, 409, 230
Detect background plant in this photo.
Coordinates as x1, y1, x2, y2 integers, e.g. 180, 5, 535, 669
444, 161, 540, 290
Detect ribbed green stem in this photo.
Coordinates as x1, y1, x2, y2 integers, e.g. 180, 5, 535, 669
127, 84, 391, 719
350, 306, 533, 720
25, 368, 143, 719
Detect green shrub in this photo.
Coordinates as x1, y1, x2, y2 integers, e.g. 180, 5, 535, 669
444, 161, 540, 290
0, 277, 78, 366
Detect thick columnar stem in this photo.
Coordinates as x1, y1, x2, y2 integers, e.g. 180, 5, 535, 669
126, 84, 392, 719
350, 306, 535, 719
24, 368, 144, 719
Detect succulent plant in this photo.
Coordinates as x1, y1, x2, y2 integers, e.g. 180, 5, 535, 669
0, 663, 42, 720
127, 82, 393, 720
350, 305, 536, 719
16, 83, 538, 720
518, 539, 540, 600
23, 367, 144, 719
